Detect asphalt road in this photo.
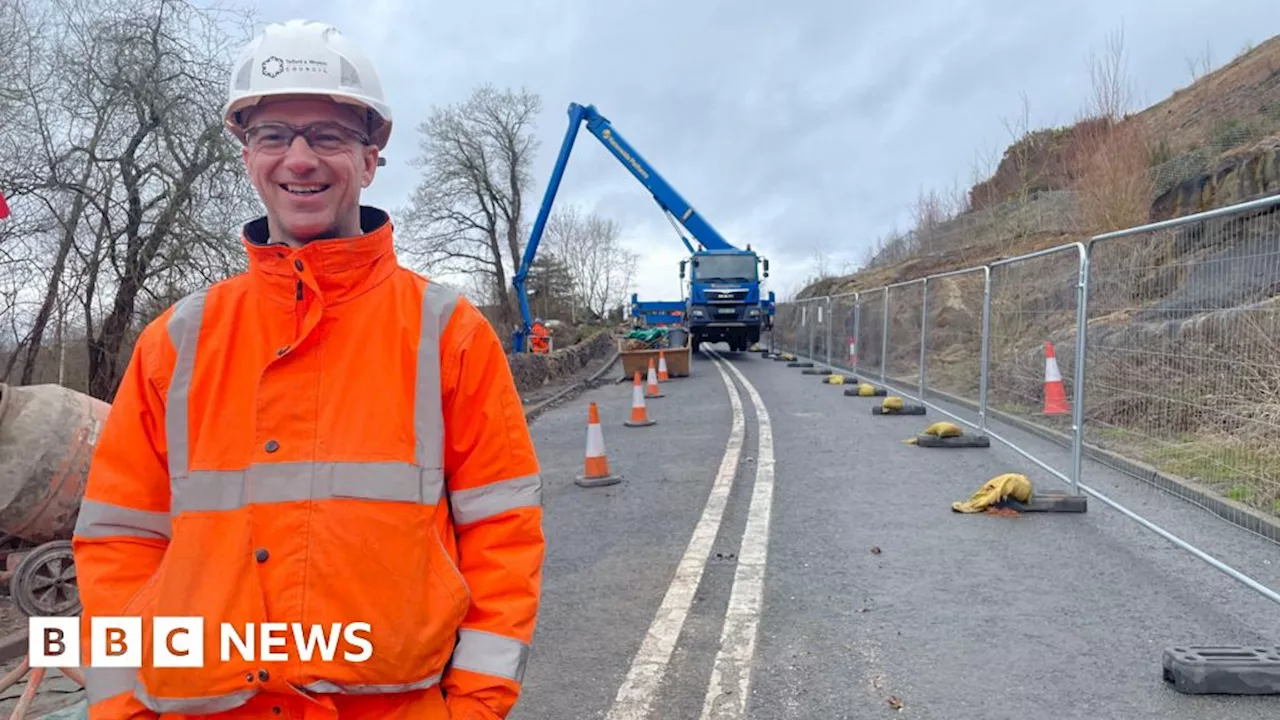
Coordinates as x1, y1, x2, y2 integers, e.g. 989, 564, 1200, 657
513, 346, 1280, 720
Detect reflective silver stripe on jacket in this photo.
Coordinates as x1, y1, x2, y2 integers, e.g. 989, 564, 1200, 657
161, 280, 456, 502
302, 672, 443, 694
170, 462, 445, 512
77, 280, 540, 528
133, 685, 258, 715
74, 499, 170, 540
84, 667, 140, 705
450, 472, 542, 525
451, 628, 531, 683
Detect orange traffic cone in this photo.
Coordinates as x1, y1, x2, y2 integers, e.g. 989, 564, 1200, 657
626, 371, 656, 427
646, 358, 664, 398
577, 402, 621, 487
658, 350, 670, 381
1043, 341, 1069, 415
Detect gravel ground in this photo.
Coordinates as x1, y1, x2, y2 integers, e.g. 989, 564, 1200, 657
0, 659, 82, 719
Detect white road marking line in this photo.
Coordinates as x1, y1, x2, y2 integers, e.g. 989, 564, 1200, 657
700, 350, 775, 720
605, 354, 748, 720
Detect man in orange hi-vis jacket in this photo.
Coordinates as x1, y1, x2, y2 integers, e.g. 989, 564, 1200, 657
70, 18, 544, 720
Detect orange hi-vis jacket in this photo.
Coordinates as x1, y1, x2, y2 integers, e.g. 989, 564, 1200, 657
71, 207, 545, 719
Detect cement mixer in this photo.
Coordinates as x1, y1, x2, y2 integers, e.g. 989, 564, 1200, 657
0, 382, 110, 617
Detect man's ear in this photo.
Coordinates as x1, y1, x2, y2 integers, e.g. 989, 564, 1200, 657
362, 147, 379, 187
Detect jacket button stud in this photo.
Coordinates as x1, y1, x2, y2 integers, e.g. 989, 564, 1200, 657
265, 440, 279, 453
294, 259, 304, 271
245, 672, 254, 683
255, 548, 269, 563
259, 669, 270, 682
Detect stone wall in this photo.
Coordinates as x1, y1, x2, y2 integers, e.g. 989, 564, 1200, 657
508, 328, 615, 393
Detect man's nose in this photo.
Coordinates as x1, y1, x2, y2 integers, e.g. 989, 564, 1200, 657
281, 136, 321, 171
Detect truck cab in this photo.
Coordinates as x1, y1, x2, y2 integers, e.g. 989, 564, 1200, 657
682, 248, 770, 352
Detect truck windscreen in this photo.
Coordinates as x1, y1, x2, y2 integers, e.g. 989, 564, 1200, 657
694, 255, 757, 282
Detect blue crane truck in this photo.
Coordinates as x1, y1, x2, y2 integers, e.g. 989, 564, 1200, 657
511, 102, 775, 353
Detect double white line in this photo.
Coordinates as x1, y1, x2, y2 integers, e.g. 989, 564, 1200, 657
605, 349, 776, 720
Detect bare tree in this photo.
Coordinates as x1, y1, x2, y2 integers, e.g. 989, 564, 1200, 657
1186, 42, 1214, 83
1070, 23, 1152, 234
545, 204, 639, 321
909, 185, 958, 255
0, 0, 260, 400
1088, 24, 1134, 122
399, 84, 542, 325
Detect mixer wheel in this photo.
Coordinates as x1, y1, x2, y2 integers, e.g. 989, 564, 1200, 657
11, 540, 80, 617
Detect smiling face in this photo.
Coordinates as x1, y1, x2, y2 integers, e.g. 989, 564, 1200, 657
241, 97, 380, 246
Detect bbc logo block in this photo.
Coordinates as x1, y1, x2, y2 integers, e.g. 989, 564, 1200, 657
30, 617, 205, 668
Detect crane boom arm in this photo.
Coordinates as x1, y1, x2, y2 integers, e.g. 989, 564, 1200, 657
511, 102, 743, 352
577, 104, 736, 252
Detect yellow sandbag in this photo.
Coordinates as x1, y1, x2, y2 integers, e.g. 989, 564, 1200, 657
923, 421, 963, 438
824, 375, 846, 385
882, 396, 904, 411
856, 383, 876, 396
951, 473, 1033, 513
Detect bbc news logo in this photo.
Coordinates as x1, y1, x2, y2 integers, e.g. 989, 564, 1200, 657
30, 617, 373, 668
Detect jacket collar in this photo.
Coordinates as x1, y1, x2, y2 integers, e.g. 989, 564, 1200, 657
242, 206, 399, 306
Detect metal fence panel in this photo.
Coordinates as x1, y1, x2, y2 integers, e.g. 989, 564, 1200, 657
885, 280, 926, 394
857, 289, 886, 381
808, 297, 830, 365
828, 292, 859, 373
1087, 205, 1280, 519
921, 268, 989, 430
772, 302, 801, 355
986, 246, 1084, 482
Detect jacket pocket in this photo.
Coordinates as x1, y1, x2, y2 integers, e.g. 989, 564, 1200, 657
301, 501, 467, 681
429, 523, 471, 612
136, 511, 268, 699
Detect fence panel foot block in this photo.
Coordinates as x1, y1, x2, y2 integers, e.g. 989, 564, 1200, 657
997, 493, 1088, 513
872, 406, 927, 416
916, 434, 991, 448
1163, 646, 1280, 694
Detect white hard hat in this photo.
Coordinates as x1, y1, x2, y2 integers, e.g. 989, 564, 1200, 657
223, 19, 393, 149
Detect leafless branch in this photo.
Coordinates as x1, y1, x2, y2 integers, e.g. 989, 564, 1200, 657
400, 84, 542, 326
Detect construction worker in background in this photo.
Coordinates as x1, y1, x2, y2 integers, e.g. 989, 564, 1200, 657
529, 318, 550, 354
71, 18, 544, 720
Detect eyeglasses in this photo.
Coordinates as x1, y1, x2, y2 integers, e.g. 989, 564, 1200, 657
244, 121, 370, 155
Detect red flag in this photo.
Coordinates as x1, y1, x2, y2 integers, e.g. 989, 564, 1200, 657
0, 192, 8, 220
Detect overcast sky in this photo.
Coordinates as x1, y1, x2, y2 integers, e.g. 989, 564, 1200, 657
249, 0, 1277, 304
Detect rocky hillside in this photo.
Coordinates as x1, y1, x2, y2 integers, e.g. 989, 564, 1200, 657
791, 35, 1280, 517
